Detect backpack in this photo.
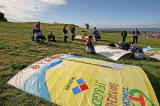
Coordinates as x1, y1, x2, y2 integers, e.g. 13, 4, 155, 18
121, 43, 130, 50
108, 43, 116, 47
132, 46, 146, 60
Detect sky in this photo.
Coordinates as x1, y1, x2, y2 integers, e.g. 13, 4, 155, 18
0, 0, 160, 28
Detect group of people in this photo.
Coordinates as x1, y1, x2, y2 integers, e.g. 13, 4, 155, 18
85, 27, 101, 54
120, 28, 146, 59
107, 41, 145, 60
31, 21, 45, 42
32, 22, 56, 42
31, 22, 145, 60
62, 25, 99, 54
121, 28, 140, 43
62, 24, 76, 42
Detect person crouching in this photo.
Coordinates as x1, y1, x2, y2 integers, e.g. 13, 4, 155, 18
48, 32, 56, 42
86, 36, 96, 54
131, 44, 146, 60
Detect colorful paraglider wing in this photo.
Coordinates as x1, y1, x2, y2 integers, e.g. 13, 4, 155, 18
75, 35, 95, 42
8, 54, 159, 106
95, 45, 131, 61
143, 46, 160, 60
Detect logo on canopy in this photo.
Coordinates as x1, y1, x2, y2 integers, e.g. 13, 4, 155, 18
72, 78, 89, 94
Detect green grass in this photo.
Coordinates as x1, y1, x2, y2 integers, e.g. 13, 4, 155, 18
0, 22, 160, 105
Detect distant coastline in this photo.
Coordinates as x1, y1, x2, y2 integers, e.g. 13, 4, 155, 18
98, 28, 160, 33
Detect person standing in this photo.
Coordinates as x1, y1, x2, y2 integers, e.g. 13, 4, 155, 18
63, 24, 68, 42
92, 27, 98, 41
70, 26, 76, 41
32, 21, 40, 41
133, 28, 140, 44
35, 21, 40, 33
121, 29, 127, 42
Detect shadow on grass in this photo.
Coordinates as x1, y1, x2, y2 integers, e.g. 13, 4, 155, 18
97, 39, 113, 43
70, 40, 85, 46
38, 40, 67, 47
10, 62, 30, 70
119, 53, 160, 62
118, 53, 160, 102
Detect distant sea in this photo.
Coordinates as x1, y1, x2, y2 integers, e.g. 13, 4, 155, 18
98, 28, 160, 32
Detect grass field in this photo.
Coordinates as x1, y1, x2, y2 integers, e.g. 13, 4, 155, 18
0, 22, 160, 105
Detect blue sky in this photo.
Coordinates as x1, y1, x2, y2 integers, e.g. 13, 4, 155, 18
0, 0, 160, 28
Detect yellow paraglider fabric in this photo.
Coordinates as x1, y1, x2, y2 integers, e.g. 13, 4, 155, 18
7, 54, 159, 106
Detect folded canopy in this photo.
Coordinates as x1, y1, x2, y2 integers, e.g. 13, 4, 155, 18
75, 35, 95, 42
8, 54, 159, 106
143, 46, 160, 60
95, 45, 131, 61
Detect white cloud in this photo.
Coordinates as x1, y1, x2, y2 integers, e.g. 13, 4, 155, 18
40, 0, 67, 5
0, 0, 67, 21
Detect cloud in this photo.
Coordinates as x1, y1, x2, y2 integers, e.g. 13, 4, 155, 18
0, 5, 5, 8
0, 0, 67, 21
40, 0, 67, 5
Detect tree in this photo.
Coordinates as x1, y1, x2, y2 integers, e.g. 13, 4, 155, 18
85, 23, 90, 30
0, 11, 8, 22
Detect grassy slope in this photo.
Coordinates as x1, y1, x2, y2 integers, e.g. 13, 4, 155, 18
0, 22, 159, 105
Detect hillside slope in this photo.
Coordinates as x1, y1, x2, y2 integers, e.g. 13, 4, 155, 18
0, 22, 160, 105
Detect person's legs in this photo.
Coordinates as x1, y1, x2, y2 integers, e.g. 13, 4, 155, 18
48, 36, 51, 42
122, 36, 126, 42
91, 47, 96, 54
86, 46, 89, 54
95, 35, 98, 41
133, 36, 135, 44
42, 37, 44, 43
136, 36, 138, 43
36, 36, 40, 42
124, 36, 126, 42
52, 36, 55, 41
31, 35, 34, 41
72, 35, 75, 41
72, 35, 74, 41
122, 36, 124, 42
48, 37, 50, 42
71, 33, 75, 41
71, 33, 73, 41
64, 36, 67, 42
64, 36, 66, 42
43, 36, 46, 41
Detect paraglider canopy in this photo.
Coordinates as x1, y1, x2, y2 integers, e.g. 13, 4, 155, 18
7, 54, 159, 106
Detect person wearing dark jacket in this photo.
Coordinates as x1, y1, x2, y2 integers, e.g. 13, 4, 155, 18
133, 28, 140, 44
92, 27, 98, 41
121, 30, 127, 42
32, 21, 40, 41
31, 29, 36, 41
86, 36, 95, 54
70, 26, 76, 41
48, 32, 56, 42
97, 32, 101, 40
35, 21, 40, 33
63, 24, 68, 42
118, 42, 131, 50
131, 44, 145, 60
